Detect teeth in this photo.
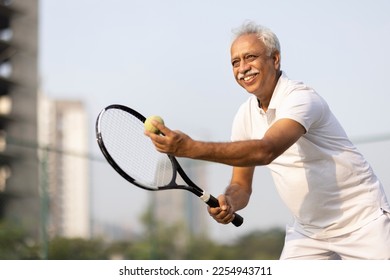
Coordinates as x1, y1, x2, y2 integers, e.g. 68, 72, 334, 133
239, 73, 258, 81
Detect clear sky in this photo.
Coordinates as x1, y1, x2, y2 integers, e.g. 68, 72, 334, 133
39, 0, 390, 242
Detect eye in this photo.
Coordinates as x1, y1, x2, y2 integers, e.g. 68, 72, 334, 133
245, 54, 258, 62
231, 59, 240, 68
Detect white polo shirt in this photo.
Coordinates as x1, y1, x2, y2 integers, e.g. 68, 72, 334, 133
231, 72, 390, 239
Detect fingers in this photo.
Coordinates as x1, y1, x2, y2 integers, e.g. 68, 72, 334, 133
144, 121, 190, 157
144, 120, 170, 138
144, 121, 172, 152
208, 195, 235, 224
151, 119, 170, 136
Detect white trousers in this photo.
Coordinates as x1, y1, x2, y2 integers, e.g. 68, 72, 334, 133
280, 212, 390, 260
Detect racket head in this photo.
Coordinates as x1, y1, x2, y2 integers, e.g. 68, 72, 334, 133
96, 104, 176, 191
96, 104, 244, 227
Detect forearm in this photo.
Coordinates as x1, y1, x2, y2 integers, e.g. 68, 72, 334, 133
224, 183, 251, 212
207, 166, 253, 224
187, 139, 276, 167
148, 117, 305, 167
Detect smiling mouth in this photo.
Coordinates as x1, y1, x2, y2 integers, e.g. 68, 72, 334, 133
241, 73, 258, 82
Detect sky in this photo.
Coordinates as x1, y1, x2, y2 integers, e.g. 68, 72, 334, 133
39, 0, 390, 242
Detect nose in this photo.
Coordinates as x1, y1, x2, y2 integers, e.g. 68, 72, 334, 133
238, 60, 251, 74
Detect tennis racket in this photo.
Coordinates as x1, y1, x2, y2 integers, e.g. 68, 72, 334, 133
95, 104, 243, 227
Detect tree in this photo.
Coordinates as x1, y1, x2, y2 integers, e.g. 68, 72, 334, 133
0, 220, 40, 259
48, 237, 106, 260
233, 228, 284, 259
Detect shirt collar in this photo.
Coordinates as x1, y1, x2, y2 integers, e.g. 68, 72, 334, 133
267, 71, 289, 110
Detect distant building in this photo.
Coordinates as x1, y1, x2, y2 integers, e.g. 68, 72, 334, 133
152, 159, 209, 237
0, 1, 41, 240
38, 95, 90, 239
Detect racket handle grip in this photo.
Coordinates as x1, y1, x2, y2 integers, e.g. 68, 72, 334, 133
207, 195, 244, 227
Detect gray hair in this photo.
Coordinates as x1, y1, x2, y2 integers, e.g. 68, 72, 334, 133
232, 21, 281, 57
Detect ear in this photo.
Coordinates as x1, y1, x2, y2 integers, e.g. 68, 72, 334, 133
273, 51, 281, 70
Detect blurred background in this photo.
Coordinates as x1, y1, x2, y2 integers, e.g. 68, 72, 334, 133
0, 0, 389, 259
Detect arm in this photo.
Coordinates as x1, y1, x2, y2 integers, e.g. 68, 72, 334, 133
145, 118, 306, 167
144, 118, 304, 225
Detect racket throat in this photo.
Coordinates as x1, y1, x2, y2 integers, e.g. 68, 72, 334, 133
200, 192, 211, 203
200, 192, 220, 208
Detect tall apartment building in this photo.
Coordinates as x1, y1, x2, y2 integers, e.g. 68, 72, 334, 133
0, 1, 40, 240
153, 159, 208, 237
38, 96, 90, 239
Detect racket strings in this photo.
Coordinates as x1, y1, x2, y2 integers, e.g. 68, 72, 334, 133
99, 109, 173, 188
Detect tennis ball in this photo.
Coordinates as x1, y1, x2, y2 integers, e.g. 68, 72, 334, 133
144, 115, 164, 134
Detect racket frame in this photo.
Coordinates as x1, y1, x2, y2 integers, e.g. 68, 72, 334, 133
96, 104, 243, 226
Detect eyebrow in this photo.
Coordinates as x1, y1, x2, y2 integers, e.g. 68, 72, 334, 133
231, 51, 263, 62
231, 52, 250, 61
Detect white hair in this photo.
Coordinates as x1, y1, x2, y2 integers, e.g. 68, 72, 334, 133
232, 21, 281, 56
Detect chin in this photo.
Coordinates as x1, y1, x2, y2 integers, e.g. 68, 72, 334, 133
244, 85, 260, 94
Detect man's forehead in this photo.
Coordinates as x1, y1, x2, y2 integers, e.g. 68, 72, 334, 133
230, 34, 265, 56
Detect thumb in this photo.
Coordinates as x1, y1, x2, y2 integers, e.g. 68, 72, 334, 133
217, 195, 229, 211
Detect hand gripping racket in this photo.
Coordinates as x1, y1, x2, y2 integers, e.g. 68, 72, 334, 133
96, 104, 243, 227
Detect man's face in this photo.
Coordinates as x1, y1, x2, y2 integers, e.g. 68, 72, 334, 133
230, 34, 280, 98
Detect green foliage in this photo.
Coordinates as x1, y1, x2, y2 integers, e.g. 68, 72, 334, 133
182, 228, 284, 260
48, 237, 107, 260
233, 228, 285, 259
103, 224, 284, 260
0, 220, 285, 260
0, 221, 40, 260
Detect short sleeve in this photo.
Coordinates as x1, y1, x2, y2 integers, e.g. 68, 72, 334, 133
277, 89, 326, 132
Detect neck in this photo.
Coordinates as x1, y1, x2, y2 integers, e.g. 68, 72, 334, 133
256, 70, 282, 111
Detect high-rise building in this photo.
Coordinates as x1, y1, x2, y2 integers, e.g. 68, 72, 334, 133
153, 159, 208, 237
0, 1, 40, 240
38, 95, 90, 239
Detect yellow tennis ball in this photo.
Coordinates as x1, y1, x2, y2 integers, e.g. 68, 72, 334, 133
144, 115, 164, 134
